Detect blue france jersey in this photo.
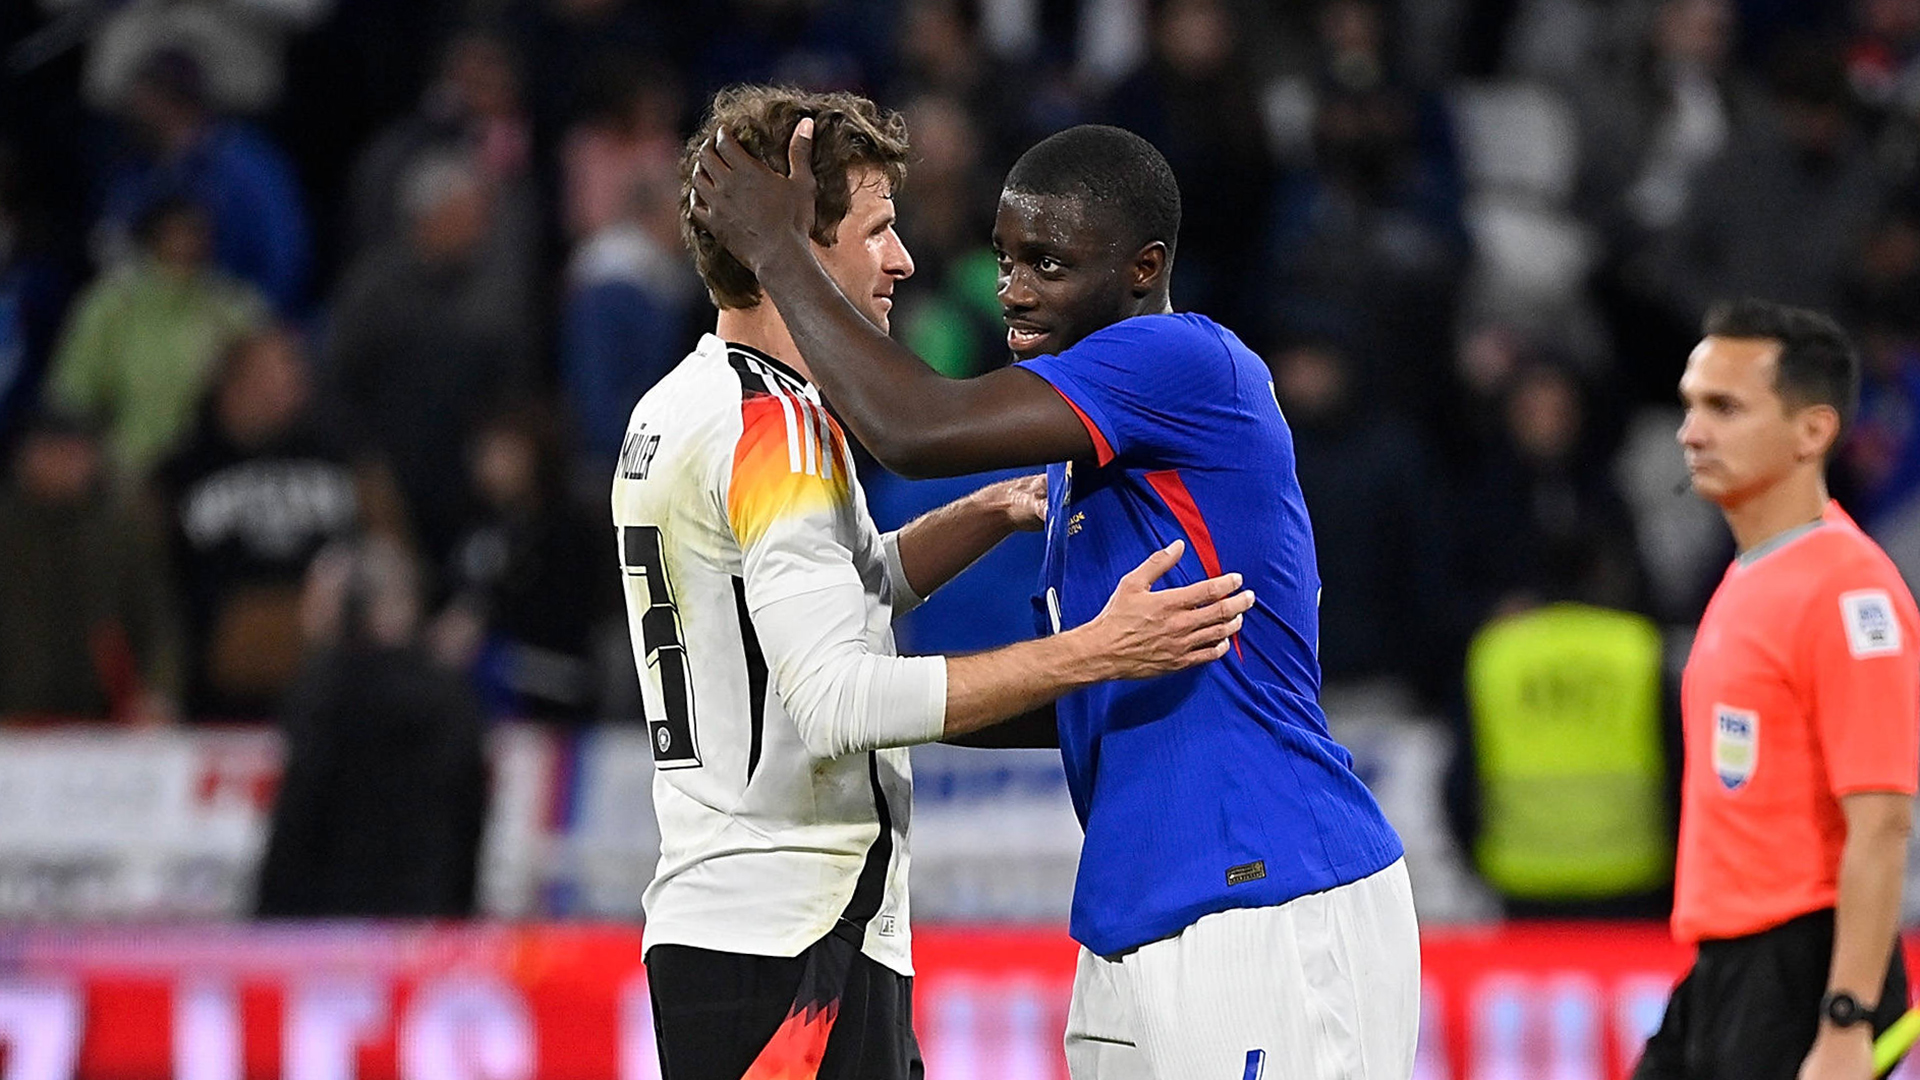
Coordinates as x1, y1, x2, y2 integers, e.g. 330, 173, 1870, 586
1019, 313, 1403, 957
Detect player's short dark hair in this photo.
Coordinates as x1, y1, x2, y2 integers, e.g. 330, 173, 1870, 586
1702, 297, 1860, 439
682, 85, 910, 310
1003, 125, 1181, 260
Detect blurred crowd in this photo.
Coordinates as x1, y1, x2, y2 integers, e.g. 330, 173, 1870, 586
2, 0, 1918, 786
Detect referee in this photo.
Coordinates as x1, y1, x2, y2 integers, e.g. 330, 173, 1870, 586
1635, 299, 1920, 1080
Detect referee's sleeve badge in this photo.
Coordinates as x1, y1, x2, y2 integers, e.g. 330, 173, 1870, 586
1840, 589, 1903, 659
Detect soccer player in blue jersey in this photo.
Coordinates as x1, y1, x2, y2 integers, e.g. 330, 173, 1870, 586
692, 114, 1419, 1078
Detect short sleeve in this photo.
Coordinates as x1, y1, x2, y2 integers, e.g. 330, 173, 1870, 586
727, 393, 863, 611
1807, 561, 1920, 796
1016, 315, 1237, 467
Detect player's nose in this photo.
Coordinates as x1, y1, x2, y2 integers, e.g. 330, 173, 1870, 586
998, 267, 1037, 310
885, 233, 914, 279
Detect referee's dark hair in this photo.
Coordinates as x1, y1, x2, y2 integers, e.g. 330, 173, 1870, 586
1004, 125, 1182, 261
1703, 297, 1860, 445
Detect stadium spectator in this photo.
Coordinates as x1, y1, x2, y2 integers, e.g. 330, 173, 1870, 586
1639, 37, 1883, 336
1444, 363, 1647, 645
58, 0, 333, 117
256, 537, 487, 917
46, 198, 267, 483
430, 402, 615, 723
1575, 0, 1757, 240
1258, 0, 1470, 424
560, 52, 685, 241
0, 142, 74, 446
1847, 0, 1920, 119
505, 0, 683, 255
343, 27, 538, 269
560, 159, 703, 474
0, 410, 182, 725
1271, 337, 1446, 700
1636, 300, 1917, 1080
95, 48, 311, 314
506, 0, 678, 140
149, 327, 411, 721
1836, 202, 1920, 558
1099, 0, 1274, 325
1439, 318, 1532, 473
265, 0, 470, 278
1458, 601, 1675, 917
887, 0, 1038, 174
682, 0, 888, 103
1582, 0, 1766, 402
322, 151, 536, 564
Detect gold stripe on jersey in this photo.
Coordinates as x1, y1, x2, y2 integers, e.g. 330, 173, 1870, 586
729, 393, 852, 547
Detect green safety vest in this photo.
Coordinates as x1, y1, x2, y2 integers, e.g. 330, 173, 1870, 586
1467, 603, 1671, 900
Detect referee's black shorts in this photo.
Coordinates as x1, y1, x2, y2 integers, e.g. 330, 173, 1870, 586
1633, 908, 1909, 1080
646, 924, 923, 1080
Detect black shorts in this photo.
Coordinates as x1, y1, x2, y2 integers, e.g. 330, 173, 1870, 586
646, 923, 923, 1080
1633, 908, 1909, 1080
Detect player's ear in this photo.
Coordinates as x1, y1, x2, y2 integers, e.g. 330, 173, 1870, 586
1130, 242, 1169, 297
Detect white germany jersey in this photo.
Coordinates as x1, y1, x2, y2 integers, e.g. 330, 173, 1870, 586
612, 333, 914, 975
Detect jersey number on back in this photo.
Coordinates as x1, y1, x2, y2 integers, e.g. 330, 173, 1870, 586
624, 525, 700, 768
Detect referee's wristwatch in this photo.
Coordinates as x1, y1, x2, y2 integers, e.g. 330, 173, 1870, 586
1820, 990, 1877, 1029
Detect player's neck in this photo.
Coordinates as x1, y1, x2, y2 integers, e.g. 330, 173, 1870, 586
1721, 469, 1829, 554
715, 302, 815, 384
1134, 293, 1174, 318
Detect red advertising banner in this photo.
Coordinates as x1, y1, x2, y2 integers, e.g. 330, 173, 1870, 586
0, 922, 1911, 1080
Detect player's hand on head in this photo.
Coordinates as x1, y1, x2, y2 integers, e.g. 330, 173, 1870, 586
1084, 540, 1254, 680
689, 117, 818, 276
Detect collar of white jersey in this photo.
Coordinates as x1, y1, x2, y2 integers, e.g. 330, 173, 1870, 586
709, 335, 817, 400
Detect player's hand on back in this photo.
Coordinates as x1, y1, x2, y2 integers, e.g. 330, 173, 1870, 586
1079, 540, 1253, 680
690, 118, 818, 278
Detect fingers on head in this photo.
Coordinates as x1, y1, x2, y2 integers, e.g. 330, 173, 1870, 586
790, 117, 814, 168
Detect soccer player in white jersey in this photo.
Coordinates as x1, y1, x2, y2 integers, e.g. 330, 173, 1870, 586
617, 86, 1255, 1080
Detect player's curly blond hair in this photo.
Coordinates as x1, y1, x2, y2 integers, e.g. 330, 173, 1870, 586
681, 85, 911, 310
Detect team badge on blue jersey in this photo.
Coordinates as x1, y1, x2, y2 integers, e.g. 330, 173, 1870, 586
1713, 704, 1758, 791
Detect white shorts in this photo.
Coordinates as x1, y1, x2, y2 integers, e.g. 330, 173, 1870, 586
1064, 859, 1420, 1080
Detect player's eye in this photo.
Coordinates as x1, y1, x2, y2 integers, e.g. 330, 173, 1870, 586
1037, 256, 1062, 273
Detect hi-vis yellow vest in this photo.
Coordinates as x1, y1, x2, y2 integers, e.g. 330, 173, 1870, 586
1467, 603, 1671, 899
